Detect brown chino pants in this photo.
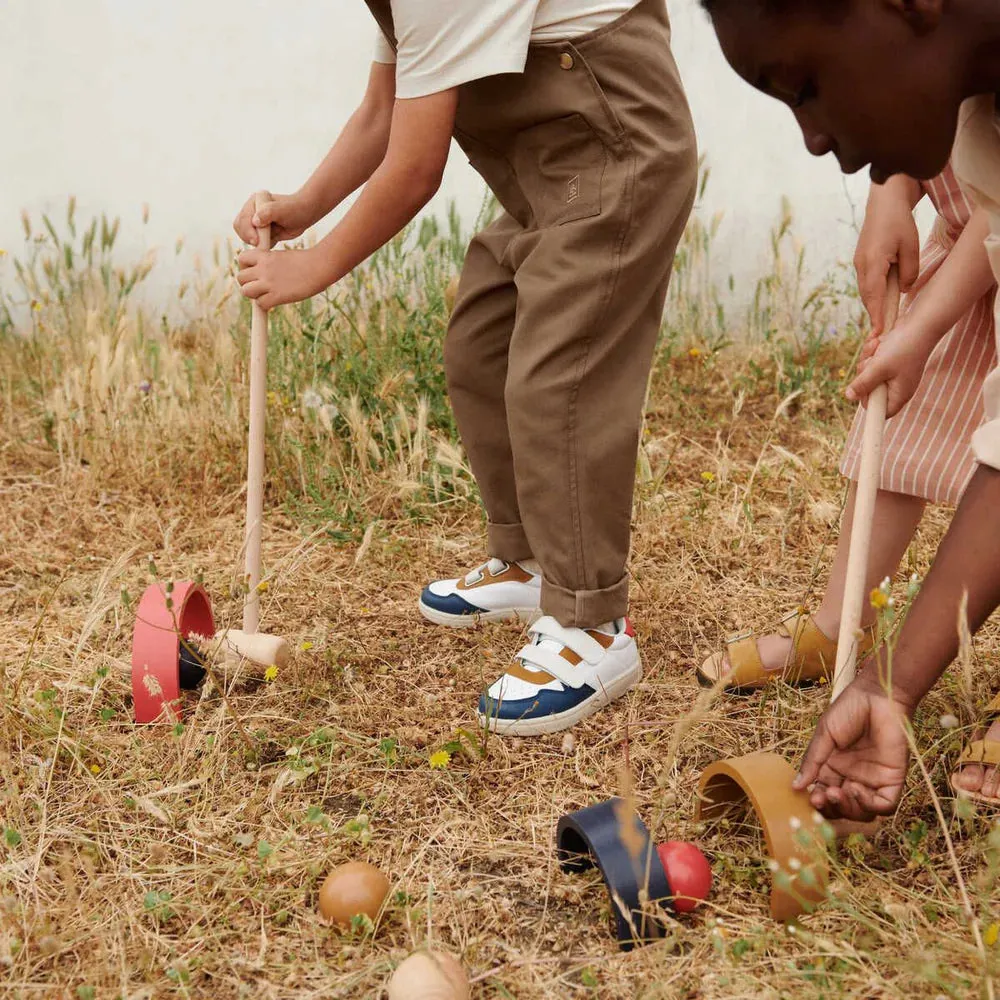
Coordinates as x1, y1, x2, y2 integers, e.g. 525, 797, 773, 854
365, 0, 698, 626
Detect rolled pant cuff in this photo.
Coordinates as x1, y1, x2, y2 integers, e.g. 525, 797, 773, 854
541, 574, 630, 628
487, 521, 533, 562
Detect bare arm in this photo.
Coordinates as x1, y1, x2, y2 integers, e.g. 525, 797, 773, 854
236, 87, 458, 309
233, 62, 397, 245
297, 61, 397, 224
896, 207, 994, 345
847, 207, 995, 415
854, 173, 924, 334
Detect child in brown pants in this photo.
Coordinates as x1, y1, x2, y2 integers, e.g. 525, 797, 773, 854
234, 0, 698, 736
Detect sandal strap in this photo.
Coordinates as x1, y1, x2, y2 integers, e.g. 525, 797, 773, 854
720, 632, 768, 689
985, 690, 1000, 720
959, 739, 1000, 768
777, 610, 837, 683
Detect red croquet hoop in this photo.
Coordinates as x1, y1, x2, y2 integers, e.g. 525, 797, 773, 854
131, 582, 215, 724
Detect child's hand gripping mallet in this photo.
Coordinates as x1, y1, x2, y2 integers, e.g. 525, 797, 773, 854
130, 192, 289, 723
831, 265, 900, 699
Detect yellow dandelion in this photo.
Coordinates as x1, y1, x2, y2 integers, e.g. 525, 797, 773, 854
256, 580, 269, 594
264, 665, 278, 683
89, 764, 101, 775
818, 676, 829, 686
300, 641, 314, 651
429, 750, 451, 770
869, 588, 889, 610
31, 300, 42, 312
986, 922, 999, 947
701, 471, 716, 483
688, 347, 702, 359
266, 391, 279, 407
838, 368, 846, 379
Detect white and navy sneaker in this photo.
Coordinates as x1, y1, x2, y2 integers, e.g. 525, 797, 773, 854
478, 616, 641, 736
418, 558, 542, 627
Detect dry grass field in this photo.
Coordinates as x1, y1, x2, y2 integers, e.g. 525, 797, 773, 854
1, 192, 998, 998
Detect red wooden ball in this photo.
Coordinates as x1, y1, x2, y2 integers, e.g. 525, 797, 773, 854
656, 841, 712, 913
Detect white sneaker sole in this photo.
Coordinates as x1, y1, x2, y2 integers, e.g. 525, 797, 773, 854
478, 654, 643, 736
418, 600, 539, 629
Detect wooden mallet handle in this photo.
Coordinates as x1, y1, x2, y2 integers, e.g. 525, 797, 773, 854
831, 266, 901, 701
243, 191, 272, 635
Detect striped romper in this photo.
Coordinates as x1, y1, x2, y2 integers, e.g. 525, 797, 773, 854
841, 163, 998, 505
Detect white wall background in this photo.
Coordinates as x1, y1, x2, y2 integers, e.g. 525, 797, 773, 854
1, 1, 922, 300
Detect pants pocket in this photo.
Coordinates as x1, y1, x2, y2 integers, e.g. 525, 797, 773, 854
510, 113, 606, 228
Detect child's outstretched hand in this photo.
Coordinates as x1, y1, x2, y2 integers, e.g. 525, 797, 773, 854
845, 321, 935, 417
792, 674, 911, 821
233, 191, 314, 247
854, 180, 921, 336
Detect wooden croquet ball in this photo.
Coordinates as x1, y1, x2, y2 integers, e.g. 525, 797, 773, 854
656, 841, 712, 913
386, 950, 470, 1000
317, 862, 389, 925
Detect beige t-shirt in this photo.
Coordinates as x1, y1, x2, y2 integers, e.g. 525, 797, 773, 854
372, 0, 640, 99
951, 94, 1000, 471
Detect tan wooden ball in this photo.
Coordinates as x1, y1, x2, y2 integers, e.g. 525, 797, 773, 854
386, 950, 470, 1000
317, 862, 390, 925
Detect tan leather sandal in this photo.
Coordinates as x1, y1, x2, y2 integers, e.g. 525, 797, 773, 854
951, 691, 1000, 806
697, 609, 876, 694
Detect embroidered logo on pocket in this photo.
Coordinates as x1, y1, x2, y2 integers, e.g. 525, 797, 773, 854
567, 175, 580, 204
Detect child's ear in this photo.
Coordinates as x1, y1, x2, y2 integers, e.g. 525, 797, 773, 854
883, 0, 944, 33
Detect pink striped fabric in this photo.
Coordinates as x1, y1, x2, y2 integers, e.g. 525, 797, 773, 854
840, 164, 998, 505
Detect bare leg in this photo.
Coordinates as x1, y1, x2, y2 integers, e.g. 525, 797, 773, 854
750, 484, 926, 672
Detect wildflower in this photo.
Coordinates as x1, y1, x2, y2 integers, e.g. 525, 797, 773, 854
266, 391, 280, 408
688, 347, 702, 359
701, 471, 716, 483
789, 816, 802, 831
986, 923, 999, 947
837, 368, 846, 379
138, 380, 152, 395
818, 675, 828, 686
429, 750, 451, 770
870, 588, 889, 610
256, 580, 269, 594
300, 641, 314, 652
301, 388, 322, 411
939, 714, 959, 730
264, 665, 278, 684
0, 249, 6, 257
31, 300, 41, 312
89, 764, 101, 775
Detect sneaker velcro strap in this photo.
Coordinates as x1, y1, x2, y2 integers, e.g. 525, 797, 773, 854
527, 616, 606, 664
517, 644, 589, 689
